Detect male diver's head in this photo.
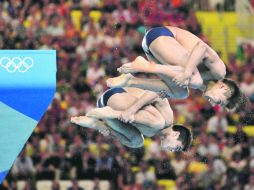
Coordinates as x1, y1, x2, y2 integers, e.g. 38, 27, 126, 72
160, 124, 192, 152
204, 78, 244, 111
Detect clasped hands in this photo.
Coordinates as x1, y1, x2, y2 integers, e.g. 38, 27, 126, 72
118, 108, 135, 123
172, 70, 192, 87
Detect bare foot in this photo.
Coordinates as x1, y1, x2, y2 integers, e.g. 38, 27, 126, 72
106, 73, 133, 88
71, 116, 98, 129
117, 56, 155, 74
86, 107, 120, 119
71, 116, 110, 134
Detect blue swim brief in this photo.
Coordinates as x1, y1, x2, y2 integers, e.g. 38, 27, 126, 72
96, 87, 126, 108
142, 27, 174, 58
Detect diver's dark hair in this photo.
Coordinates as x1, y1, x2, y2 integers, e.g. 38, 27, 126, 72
222, 78, 246, 111
172, 124, 192, 152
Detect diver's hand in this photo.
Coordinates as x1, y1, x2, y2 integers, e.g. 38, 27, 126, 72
173, 71, 191, 87
118, 109, 135, 123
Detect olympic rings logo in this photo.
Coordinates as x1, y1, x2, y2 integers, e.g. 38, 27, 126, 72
0, 57, 34, 73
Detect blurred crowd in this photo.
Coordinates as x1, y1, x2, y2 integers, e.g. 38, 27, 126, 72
0, 0, 253, 190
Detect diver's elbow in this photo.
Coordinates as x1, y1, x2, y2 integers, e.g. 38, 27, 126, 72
215, 61, 226, 79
